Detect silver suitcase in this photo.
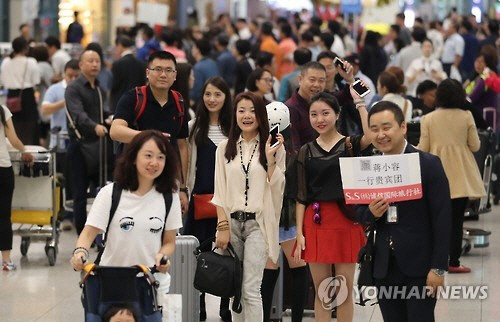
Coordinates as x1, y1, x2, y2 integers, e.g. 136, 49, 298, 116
169, 235, 200, 322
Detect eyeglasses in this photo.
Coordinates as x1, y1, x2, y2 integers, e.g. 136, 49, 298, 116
312, 202, 321, 224
259, 77, 274, 84
148, 67, 177, 74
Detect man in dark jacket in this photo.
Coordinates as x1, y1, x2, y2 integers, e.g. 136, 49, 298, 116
355, 101, 451, 322
110, 35, 146, 113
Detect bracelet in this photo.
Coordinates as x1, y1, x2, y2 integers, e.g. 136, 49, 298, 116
73, 247, 89, 258
356, 103, 367, 110
217, 220, 228, 225
267, 160, 277, 166
353, 99, 365, 104
217, 226, 229, 232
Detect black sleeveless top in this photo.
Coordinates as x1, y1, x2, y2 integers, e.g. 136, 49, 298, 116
295, 135, 363, 205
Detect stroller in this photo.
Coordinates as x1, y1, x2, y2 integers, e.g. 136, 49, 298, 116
80, 263, 163, 322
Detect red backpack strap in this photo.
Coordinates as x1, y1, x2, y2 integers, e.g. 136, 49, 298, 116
134, 86, 148, 121
170, 90, 184, 127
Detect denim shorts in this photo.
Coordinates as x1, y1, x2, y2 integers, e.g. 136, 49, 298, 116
279, 226, 297, 243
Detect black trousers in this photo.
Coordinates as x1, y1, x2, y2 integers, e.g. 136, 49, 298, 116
0, 167, 15, 251
375, 255, 436, 322
449, 197, 468, 267
68, 140, 97, 235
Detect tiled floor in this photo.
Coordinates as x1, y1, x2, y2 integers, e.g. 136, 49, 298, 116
1, 205, 499, 322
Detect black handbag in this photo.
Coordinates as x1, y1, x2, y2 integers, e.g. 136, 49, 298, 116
356, 226, 375, 306
78, 139, 100, 176
193, 238, 242, 313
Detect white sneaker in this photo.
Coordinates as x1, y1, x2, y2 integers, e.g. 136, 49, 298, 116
2, 261, 16, 271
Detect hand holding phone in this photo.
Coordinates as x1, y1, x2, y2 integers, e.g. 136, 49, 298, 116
352, 80, 371, 98
334, 57, 348, 72
270, 124, 280, 148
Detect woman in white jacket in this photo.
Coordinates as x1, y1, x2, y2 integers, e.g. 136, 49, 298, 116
212, 92, 285, 321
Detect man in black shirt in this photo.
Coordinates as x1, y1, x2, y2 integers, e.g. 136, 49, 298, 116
65, 49, 107, 234
110, 35, 146, 113
110, 51, 189, 213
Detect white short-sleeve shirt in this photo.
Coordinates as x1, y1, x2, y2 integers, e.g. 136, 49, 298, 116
0, 105, 13, 167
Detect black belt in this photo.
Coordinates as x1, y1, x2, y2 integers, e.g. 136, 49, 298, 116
230, 211, 256, 222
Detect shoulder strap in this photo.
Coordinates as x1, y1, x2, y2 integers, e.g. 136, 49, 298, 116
171, 90, 184, 127
346, 136, 354, 157
134, 86, 148, 121
160, 192, 173, 240
95, 183, 122, 264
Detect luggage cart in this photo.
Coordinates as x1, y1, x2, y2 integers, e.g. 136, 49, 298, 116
9, 145, 60, 266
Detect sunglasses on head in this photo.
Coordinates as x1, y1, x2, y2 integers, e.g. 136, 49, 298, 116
312, 202, 321, 224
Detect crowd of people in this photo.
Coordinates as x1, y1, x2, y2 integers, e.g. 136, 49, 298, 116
1, 7, 499, 322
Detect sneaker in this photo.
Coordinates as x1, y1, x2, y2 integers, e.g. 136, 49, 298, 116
2, 261, 16, 271
448, 265, 471, 273
60, 219, 74, 231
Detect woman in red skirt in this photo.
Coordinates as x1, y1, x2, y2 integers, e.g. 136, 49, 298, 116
293, 87, 371, 322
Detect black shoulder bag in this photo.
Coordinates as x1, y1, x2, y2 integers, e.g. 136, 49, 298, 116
356, 225, 376, 306
193, 237, 243, 313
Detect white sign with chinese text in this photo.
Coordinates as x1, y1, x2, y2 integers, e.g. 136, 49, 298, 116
339, 153, 422, 204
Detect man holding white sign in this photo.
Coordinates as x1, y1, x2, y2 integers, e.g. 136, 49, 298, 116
354, 101, 451, 322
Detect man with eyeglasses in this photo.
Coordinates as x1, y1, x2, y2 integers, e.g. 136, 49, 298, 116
110, 51, 189, 214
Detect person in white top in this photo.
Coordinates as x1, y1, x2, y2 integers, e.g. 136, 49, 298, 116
376, 70, 413, 122
440, 22, 465, 79
45, 36, 71, 83
406, 39, 447, 95
0, 37, 41, 145
212, 92, 285, 322
71, 130, 183, 294
0, 105, 34, 271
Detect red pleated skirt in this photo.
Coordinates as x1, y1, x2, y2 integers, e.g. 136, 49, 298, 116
301, 201, 366, 264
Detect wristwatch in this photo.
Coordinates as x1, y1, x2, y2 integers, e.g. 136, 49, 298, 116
179, 187, 188, 194
431, 268, 446, 277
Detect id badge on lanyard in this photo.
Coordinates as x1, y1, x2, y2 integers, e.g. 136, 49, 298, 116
386, 203, 398, 224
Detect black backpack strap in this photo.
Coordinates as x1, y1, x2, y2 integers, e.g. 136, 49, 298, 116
161, 192, 173, 239
95, 183, 122, 264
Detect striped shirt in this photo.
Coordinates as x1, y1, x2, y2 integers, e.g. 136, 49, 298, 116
208, 124, 226, 146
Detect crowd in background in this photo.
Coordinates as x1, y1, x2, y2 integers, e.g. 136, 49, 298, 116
1, 7, 500, 322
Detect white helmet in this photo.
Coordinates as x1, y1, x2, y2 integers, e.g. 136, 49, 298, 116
266, 101, 290, 130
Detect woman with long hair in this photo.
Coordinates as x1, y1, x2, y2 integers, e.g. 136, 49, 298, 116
71, 130, 183, 291
212, 92, 285, 321
0, 105, 34, 271
184, 77, 232, 321
293, 87, 371, 322
0, 37, 40, 145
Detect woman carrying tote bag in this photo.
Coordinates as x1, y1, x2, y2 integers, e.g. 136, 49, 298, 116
0, 37, 40, 145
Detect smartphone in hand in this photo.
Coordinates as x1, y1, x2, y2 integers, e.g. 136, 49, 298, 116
352, 79, 371, 98
334, 57, 348, 72
270, 124, 280, 148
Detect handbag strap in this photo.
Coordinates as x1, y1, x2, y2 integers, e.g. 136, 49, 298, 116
18, 57, 28, 96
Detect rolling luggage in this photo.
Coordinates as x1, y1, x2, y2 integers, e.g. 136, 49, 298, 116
169, 235, 200, 322
466, 128, 496, 218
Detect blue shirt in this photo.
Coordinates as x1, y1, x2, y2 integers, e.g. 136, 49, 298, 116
190, 57, 220, 105
216, 49, 237, 87
42, 80, 68, 150
137, 40, 161, 62
278, 69, 299, 102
